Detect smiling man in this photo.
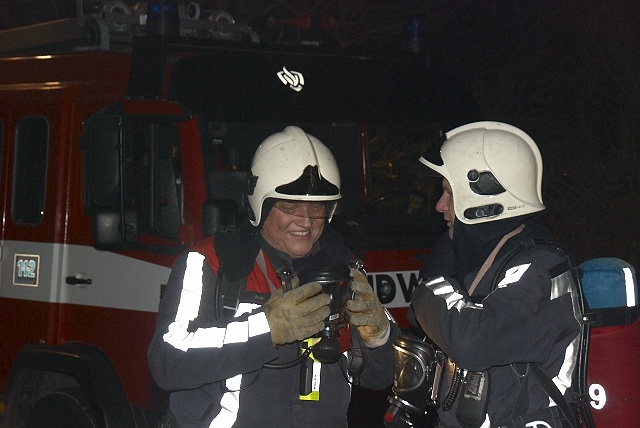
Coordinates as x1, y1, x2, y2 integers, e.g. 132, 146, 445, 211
260, 200, 328, 258
148, 126, 397, 428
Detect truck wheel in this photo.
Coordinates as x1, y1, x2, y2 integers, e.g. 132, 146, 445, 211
25, 390, 95, 428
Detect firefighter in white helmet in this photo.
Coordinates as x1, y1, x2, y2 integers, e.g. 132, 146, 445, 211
149, 126, 397, 428
408, 122, 582, 427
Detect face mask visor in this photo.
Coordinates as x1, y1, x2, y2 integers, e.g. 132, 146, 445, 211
385, 334, 445, 427
393, 336, 435, 394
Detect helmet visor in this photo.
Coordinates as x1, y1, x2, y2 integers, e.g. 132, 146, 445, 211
269, 199, 342, 220
275, 165, 340, 197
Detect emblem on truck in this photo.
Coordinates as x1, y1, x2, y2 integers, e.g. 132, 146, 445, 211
277, 66, 305, 92
13, 254, 40, 287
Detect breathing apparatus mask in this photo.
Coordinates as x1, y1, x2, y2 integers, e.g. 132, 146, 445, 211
384, 333, 446, 427
278, 263, 358, 401
297, 264, 353, 364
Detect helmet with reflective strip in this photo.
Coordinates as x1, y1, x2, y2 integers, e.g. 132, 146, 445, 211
419, 121, 545, 224
247, 126, 342, 226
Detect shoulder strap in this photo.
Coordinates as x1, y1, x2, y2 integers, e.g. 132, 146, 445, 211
216, 249, 283, 320
255, 249, 280, 293
509, 362, 577, 428
468, 224, 525, 295
347, 327, 365, 386
216, 266, 247, 320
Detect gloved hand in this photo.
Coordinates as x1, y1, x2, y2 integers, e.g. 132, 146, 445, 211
263, 281, 330, 346
347, 268, 390, 347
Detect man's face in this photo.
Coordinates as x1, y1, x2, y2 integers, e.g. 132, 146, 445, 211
261, 200, 327, 259
436, 178, 455, 238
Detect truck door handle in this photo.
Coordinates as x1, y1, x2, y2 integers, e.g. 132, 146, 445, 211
66, 275, 93, 287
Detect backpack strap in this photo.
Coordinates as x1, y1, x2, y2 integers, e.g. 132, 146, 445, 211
255, 249, 280, 293
509, 363, 530, 421
347, 327, 365, 386
507, 362, 577, 428
469, 224, 525, 295
215, 249, 281, 321
530, 364, 577, 428
214, 266, 247, 321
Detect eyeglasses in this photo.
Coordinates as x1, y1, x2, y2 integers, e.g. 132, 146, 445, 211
271, 200, 336, 219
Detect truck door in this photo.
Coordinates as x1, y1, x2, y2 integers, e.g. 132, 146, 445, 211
0, 87, 72, 381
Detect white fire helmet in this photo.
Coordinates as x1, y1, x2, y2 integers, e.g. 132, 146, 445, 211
247, 126, 342, 226
419, 121, 545, 224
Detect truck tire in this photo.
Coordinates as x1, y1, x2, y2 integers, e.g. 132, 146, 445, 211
25, 390, 95, 428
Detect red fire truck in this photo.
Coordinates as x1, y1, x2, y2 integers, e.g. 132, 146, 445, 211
0, 3, 453, 427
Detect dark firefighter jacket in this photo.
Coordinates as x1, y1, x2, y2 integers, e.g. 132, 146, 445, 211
148, 221, 398, 428
411, 218, 581, 427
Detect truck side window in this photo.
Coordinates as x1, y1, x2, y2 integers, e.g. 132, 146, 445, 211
12, 116, 49, 225
129, 120, 182, 240
151, 122, 183, 239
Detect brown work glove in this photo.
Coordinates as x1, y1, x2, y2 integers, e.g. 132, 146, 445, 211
347, 268, 390, 348
263, 280, 331, 346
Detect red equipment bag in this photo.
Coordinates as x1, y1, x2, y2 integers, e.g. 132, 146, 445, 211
581, 258, 640, 427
